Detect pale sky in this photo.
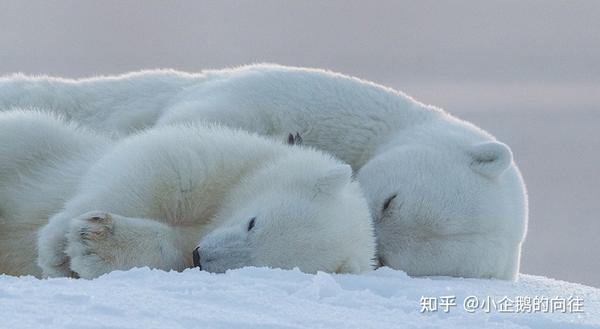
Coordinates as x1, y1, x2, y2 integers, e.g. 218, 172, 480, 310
1, 1, 599, 84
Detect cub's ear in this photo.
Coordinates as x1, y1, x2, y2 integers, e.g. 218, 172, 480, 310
286, 132, 303, 146
469, 141, 513, 178
315, 164, 352, 194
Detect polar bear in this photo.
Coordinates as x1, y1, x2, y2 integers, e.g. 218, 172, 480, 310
0, 65, 528, 280
0, 111, 375, 278
0, 111, 111, 276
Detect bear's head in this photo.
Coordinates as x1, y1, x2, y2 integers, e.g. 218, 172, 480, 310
194, 152, 376, 274
357, 118, 528, 280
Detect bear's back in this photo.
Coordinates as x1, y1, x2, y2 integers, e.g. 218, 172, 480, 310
0, 111, 110, 221
66, 124, 289, 225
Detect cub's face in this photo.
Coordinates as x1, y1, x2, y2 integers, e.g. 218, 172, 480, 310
194, 165, 376, 274
195, 196, 323, 273
357, 142, 527, 279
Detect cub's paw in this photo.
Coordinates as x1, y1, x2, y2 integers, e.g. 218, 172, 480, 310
65, 211, 116, 279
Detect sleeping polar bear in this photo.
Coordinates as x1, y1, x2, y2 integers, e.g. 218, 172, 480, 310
0, 65, 528, 280
0, 111, 375, 278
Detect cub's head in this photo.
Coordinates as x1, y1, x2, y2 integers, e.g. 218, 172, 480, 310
358, 122, 528, 280
194, 154, 376, 274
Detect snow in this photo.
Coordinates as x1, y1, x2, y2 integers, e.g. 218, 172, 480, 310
1, 267, 598, 329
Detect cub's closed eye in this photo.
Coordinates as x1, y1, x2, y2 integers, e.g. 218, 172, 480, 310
382, 194, 397, 212
247, 217, 256, 231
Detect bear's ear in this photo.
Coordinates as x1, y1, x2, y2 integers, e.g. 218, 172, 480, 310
315, 164, 352, 194
469, 141, 513, 178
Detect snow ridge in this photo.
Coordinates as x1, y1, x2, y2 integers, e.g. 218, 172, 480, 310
0, 267, 598, 329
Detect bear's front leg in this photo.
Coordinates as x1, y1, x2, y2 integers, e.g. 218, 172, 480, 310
37, 214, 79, 278
65, 211, 193, 279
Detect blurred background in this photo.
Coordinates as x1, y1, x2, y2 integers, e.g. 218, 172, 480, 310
1, 0, 598, 287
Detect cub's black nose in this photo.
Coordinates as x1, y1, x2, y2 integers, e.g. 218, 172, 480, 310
192, 246, 201, 270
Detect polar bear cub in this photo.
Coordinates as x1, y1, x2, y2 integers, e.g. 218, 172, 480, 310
0, 111, 375, 278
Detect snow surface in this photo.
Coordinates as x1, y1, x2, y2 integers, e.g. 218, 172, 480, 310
0, 267, 598, 329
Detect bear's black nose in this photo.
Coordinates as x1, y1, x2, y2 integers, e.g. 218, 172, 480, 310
192, 246, 201, 270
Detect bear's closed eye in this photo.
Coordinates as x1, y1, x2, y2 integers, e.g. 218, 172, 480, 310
382, 194, 397, 212
247, 217, 256, 231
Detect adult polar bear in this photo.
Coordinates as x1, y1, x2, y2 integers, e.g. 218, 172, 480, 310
0, 111, 375, 278
0, 65, 528, 280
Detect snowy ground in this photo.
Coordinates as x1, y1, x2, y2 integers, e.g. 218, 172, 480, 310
1, 267, 598, 329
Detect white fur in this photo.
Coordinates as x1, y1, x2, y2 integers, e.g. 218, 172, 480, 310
0, 65, 528, 279
0, 111, 375, 278
0, 111, 111, 277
